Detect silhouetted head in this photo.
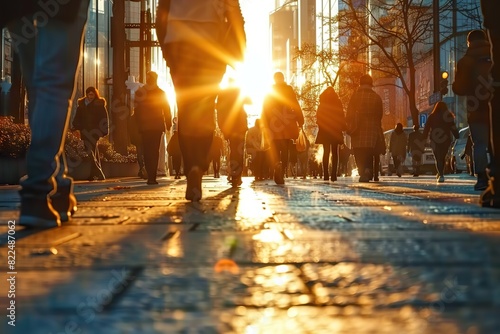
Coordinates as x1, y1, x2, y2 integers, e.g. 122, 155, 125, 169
273, 71, 285, 84
146, 71, 158, 86
467, 29, 487, 46
359, 74, 373, 86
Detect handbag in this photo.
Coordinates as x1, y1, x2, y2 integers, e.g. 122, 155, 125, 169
296, 129, 307, 152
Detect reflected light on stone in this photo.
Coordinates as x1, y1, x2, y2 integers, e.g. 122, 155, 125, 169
252, 229, 284, 242
162, 236, 184, 258
383, 206, 392, 211
287, 307, 299, 317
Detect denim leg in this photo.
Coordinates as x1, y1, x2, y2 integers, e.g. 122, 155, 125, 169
469, 122, 490, 174
13, 1, 89, 196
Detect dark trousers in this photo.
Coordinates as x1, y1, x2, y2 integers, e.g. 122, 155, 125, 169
171, 154, 182, 176
353, 147, 374, 180
431, 141, 451, 177
228, 135, 245, 178
322, 143, 339, 178
142, 131, 163, 182
164, 41, 226, 175
373, 154, 380, 179
270, 139, 292, 173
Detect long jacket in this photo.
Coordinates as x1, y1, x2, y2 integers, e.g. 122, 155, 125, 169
261, 83, 304, 141
315, 87, 346, 145
452, 39, 492, 124
134, 85, 172, 133
423, 110, 460, 147
72, 97, 109, 139
389, 129, 408, 157
407, 130, 427, 154
345, 85, 383, 148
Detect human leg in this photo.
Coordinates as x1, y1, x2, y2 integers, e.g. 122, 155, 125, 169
11, 1, 89, 227
331, 143, 339, 181
469, 122, 489, 190
142, 131, 162, 184
322, 144, 331, 180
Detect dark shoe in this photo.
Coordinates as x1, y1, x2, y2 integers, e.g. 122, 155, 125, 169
231, 175, 243, 188
413, 174, 419, 177
51, 186, 77, 222
273, 163, 285, 185
331, 175, 337, 182
147, 180, 159, 185
19, 196, 61, 228
373, 177, 379, 182
474, 173, 488, 191
186, 167, 202, 201
359, 176, 370, 183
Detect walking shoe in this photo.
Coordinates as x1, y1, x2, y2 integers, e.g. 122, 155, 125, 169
437, 175, 445, 183
186, 167, 202, 201
474, 173, 488, 191
231, 175, 243, 188
19, 195, 61, 228
147, 180, 159, 185
480, 177, 500, 208
273, 163, 285, 185
51, 185, 77, 222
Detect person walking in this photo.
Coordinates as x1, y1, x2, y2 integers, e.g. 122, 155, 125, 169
246, 119, 269, 180
210, 131, 224, 178
423, 101, 460, 183
156, 0, 246, 201
315, 86, 346, 182
407, 125, 426, 177
167, 129, 182, 179
216, 80, 249, 187
346, 74, 384, 183
2, 0, 90, 227
261, 71, 304, 185
389, 123, 408, 177
72, 86, 109, 181
134, 71, 172, 185
452, 29, 492, 191
479, 0, 500, 207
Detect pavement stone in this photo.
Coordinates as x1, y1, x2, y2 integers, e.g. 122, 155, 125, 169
0, 174, 499, 333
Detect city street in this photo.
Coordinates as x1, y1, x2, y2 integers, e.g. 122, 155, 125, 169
0, 172, 499, 333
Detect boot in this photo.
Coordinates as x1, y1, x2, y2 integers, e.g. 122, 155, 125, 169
474, 172, 488, 191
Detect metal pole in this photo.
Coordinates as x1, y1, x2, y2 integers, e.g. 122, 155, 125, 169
433, 0, 440, 93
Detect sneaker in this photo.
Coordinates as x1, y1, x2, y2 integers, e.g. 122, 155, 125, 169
51, 185, 77, 222
19, 196, 61, 228
437, 175, 445, 183
186, 167, 202, 201
273, 163, 285, 185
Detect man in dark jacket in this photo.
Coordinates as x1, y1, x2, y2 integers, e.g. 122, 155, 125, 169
407, 125, 426, 177
3, 0, 90, 227
479, 0, 500, 207
134, 71, 172, 185
261, 71, 304, 185
452, 29, 492, 191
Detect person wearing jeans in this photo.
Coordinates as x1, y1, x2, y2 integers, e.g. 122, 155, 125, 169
3, 0, 90, 227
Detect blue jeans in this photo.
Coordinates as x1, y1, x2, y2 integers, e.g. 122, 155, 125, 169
469, 122, 490, 175
10, 0, 89, 196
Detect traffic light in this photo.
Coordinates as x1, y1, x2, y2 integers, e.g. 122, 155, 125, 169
440, 71, 449, 96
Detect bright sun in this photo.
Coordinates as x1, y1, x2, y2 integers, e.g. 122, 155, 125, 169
220, 0, 276, 126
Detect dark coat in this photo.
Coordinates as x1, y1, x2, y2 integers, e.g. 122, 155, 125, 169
345, 85, 384, 149
423, 109, 459, 147
315, 87, 346, 145
407, 130, 427, 154
452, 39, 492, 124
72, 97, 109, 138
217, 87, 248, 139
261, 83, 304, 141
134, 85, 172, 133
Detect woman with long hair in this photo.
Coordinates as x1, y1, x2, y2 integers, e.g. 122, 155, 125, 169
315, 86, 346, 181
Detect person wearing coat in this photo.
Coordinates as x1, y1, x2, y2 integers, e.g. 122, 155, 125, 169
217, 81, 249, 187
423, 101, 460, 183
156, 0, 246, 201
261, 71, 305, 185
452, 29, 492, 191
134, 71, 172, 185
389, 122, 408, 177
346, 74, 384, 183
315, 86, 346, 182
407, 124, 426, 177
72, 86, 109, 181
